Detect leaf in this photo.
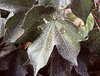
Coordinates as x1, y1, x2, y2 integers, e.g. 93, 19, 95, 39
50, 46, 73, 76
0, 52, 12, 70
84, 28, 100, 59
28, 19, 84, 76
5, 49, 28, 76
60, 9, 94, 38
0, 16, 7, 38
25, 65, 34, 76
62, 8, 78, 22
39, 0, 71, 9
80, 13, 94, 37
1, 6, 55, 45
7, 12, 14, 20
55, 19, 84, 65
1, 10, 26, 45
28, 21, 55, 76
71, 0, 94, 24
16, 6, 55, 43
73, 41, 91, 76
0, 44, 17, 58
0, 0, 37, 13
74, 55, 89, 76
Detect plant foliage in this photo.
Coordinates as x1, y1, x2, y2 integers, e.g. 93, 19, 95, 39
0, 0, 100, 76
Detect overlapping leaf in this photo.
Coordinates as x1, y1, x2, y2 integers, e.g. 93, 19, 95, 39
0, 0, 96, 76
80, 13, 94, 37
0, 15, 7, 38
55, 19, 84, 65
4, 49, 29, 76
28, 19, 84, 76
39, 0, 71, 9
60, 9, 94, 38
0, 0, 37, 13
0, 47, 26, 72
74, 55, 89, 76
72, 41, 92, 76
2, 6, 55, 45
62, 9, 78, 22
28, 21, 55, 76
71, 0, 94, 24
16, 6, 55, 43
83, 28, 100, 59
0, 44, 17, 58
0, 53, 12, 70
1, 11, 26, 45
50, 46, 72, 76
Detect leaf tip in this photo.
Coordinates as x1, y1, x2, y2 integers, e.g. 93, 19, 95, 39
73, 59, 78, 66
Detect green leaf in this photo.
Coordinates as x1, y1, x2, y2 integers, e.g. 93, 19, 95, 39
0, 44, 17, 58
28, 19, 84, 76
80, 13, 94, 37
55, 19, 84, 65
39, 0, 71, 9
1, 11, 26, 45
62, 9, 78, 22
7, 12, 14, 20
0, 16, 7, 38
71, 0, 94, 24
16, 6, 55, 43
50, 46, 72, 76
59, 9, 94, 38
84, 28, 100, 59
28, 21, 55, 76
0, 0, 37, 13
2, 6, 55, 45
5, 50, 28, 76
